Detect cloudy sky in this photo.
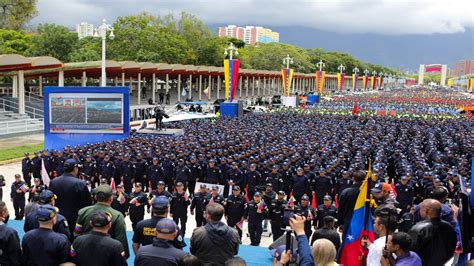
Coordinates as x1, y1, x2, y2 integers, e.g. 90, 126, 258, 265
33, 0, 473, 35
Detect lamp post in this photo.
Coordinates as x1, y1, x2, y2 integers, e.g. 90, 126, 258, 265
316, 60, 325, 72
94, 19, 115, 87
282, 54, 294, 69
352, 67, 359, 91
337, 64, 345, 92
224, 42, 238, 60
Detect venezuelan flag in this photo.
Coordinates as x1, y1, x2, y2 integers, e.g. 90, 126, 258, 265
74, 223, 83, 234
129, 197, 140, 206
117, 193, 126, 204
19, 183, 29, 193
339, 172, 375, 266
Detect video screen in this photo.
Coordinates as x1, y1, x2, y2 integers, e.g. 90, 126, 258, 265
49, 93, 124, 134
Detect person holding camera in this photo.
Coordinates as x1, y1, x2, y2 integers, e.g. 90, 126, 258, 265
276, 215, 314, 266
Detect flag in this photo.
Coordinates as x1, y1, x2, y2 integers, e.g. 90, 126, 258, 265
282, 68, 294, 97
311, 191, 317, 209
307, 209, 314, 220
335, 195, 339, 208
340, 73, 346, 92
203, 87, 209, 97
339, 167, 376, 266
364, 74, 369, 90
110, 178, 116, 191
181, 87, 187, 97
41, 158, 51, 187
352, 102, 359, 115
337, 73, 341, 91
257, 201, 265, 212
224, 59, 240, 101
117, 193, 126, 204
19, 183, 29, 193
236, 219, 244, 230
288, 195, 296, 206
390, 179, 397, 200
129, 197, 140, 206
244, 186, 250, 203
184, 191, 189, 201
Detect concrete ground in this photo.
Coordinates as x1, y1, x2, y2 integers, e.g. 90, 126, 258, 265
0, 161, 274, 247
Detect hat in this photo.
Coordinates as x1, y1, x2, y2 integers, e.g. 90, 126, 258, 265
233, 186, 241, 191
39, 190, 56, 204
152, 196, 169, 210
272, 245, 297, 261
211, 185, 219, 191
200, 184, 207, 189
371, 183, 391, 193
266, 183, 273, 187
64, 159, 78, 172
90, 211, 112, 227
157, 181, 165, 186
301, 194, 309, 201
254, 192, 261, 197
323, 195, 332, 201
155, 218, 178, 234
36, 205, 57, 221
278, 191, 286, 196
95, 185, 113, 201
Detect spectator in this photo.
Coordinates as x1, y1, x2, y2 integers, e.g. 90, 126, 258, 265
408, 199, 457, 266
0, 201, 21, 265
71, 211, 127, 266
135, 218, 188, 266
190, 203, 240, 266
312, 239, 337, 266
279, 215, 314, 266
362, 211, 397, 266
310, 216, 341, 251
380, 232, 422, 266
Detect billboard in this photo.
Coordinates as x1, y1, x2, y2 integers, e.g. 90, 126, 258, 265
44, 87, 130, 150
49, 93, 124, 133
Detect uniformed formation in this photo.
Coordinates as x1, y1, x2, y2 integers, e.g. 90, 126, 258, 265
2, 87, 472, 265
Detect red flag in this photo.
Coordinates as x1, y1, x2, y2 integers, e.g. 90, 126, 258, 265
352, 102, 359, 115
311, 191, 317, 209
244, 186, 250, 203
110, 178, 116, 191
335, 195, 339, 209
390, 179, 397, 200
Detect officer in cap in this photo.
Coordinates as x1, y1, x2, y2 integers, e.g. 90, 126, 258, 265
244, 192, 268, 246
133, 196, 186, 254
209, 185, 224, 205
146, 157, 164, 192
224, 185, 246, 239
395, 176, 414, 214
296, 194, 316, 238
170, 182, 190, 236
71, 211, 127, 266
10, 174, 27, 220
24, 190, 70, 239
22, 205, 70, 265
205, 159, 222, 184
111, 184, 129, 217
148, 181, 172, 212
129, 183, 148, 230
246, 163, 263, 199
135, 218, 187, 265
98, 155, 115, 182
21, 152, 33, 187
50, 158, 91, 234
316, 195, 337, 229
75, 185, 129, 258
190, 184, 211, 227
269, 190, 288, 241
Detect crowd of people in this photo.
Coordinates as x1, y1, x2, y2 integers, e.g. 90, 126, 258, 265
0, 88, 472, 265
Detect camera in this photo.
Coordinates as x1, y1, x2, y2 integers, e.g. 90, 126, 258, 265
283, 206, 296, 227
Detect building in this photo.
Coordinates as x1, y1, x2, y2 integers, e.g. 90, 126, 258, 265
453, 59, 474, 76
76, 22, 94, 39
218, 25, 279, 45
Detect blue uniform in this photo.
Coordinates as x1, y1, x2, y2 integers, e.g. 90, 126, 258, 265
0, 223, 21, 265
22, 228, 70, 266
24, 208, 71, 240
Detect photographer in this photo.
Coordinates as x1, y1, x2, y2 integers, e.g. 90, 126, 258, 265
277, 215, 314, 266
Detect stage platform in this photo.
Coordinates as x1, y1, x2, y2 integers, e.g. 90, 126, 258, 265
8, 220, 273, 265
136, 127, 185, 136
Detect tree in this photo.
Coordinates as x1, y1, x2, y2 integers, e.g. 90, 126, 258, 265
0, 0, 38, 30
69, 37, 101, 62
29, 24, 79, 62
0, 29, 32, 54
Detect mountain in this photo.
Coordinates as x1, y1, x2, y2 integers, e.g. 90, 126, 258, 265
209, 24, 473, 71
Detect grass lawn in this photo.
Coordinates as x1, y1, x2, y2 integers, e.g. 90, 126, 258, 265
0, 143, 44, 162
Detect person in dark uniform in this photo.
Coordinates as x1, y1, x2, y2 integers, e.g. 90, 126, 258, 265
0, 175, 5, 201
21, 152, 33, 187
134, 154, 149, 190
245, 192, 268, 246
188, 156, 202, 196
10, 174, 27, 220
315, 195, 337, 229
312, 171, 333, 207
80, 154, 98, 186
338, 170, 366, 240
24, 190, 71, 240
120, 154, 134, 193
22, 205, 70, 266
135, 218, 187, 266
295, 194, 316, 239
41, 150, 54, 178
190, 184, 211, 227
279, 162, 293, 195
165, 92, 171, 105
111, 184, 129, 217
0, 201, 21, 265
225, 162, 244, 198
170, 182, 190, 236
159, 91, 165, 104
291, 167, 310, 203
266, 165, 284, 192
336, 171, 353, 201
205, 159, 222, 184
209, 185, 224, 205
147, 157, 164, 192
71, 211, 127, 266
154, 107, 165, 131
224, 186, 246, 239
53, 152, 66, 177
148, 181, 172, 213
162, 155, 175, 191
99, 155, 115, 183
50, 159, 92, 235
128, 182, 148, 230
174, 159, 191, 190
310, 216, 341, 250
270, 191, 287, 241
246, 163, 263, 199
27, 177, 44, 203
133, 196, 186, 254
396, 176, 414, 214
31, 152, 42, 179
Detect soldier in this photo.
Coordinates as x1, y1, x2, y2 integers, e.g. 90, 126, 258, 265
170, 182, 190, 236
148, 181, 172, 214
209, 185, 224, 205
270, 191, 287, 241
80, 154, 98, 186
147, 157, 164, 192
174, 159, 191, 190
75, 185, 129, 258
133, 154, 148, 191
31, 152, 42, 179
246, 163, 263, 199
315, 195, 337, 229
99, 155, 115, 183
188, 156, 202, 196
295, 194, 316, 239
279, 161, 293, 195
128, 183, 148, 230
53, 151, 66, 177
266, 165, 284, 192
291, 167, 310, 203
225, 162, 244, 198
336, 171, 353, 198
245, 192, 268, 246
190, 184, 211, 227
120, 154, 134, 193
162, 154, 175, 190
224, 186, 246, 239
41, 150, 54, 178
312, 171, 333, 207
10, 174, 28, 220
111, 184, 129, 217
27, 177, 44, 203
205, 159, 222, 184
21, 152, 33, 186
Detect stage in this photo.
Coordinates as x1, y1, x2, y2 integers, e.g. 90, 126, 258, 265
137, 127, 185, 136
8, 220, 273, 265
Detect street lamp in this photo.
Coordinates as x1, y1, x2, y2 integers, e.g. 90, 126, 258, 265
224, 42, 238, 60
338, 64, 346, 74
316, 60, 325, 71
282, 54, 294, 69
94, 19, 114, 87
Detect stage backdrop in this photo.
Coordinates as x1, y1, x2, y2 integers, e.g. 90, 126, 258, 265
44, 87, 130, 150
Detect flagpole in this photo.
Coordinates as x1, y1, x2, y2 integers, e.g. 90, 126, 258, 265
362, 159, 373, 266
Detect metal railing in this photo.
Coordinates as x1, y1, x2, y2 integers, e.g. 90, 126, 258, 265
0, 97, 44, 119
0, 119, 43, 135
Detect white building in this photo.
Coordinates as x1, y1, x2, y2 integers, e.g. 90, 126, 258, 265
76, 22, 94, 39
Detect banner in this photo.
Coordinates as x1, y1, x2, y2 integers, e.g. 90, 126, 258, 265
363, 75, 368, 90
282, 68, 294, 96
425, 64, 442, 72
195, 182, 225, 195
316, 71, 326, 94
378, 76, 383, 89
224, 59, 240, 102
352, 73, 359, 91
371, 75, 377, 90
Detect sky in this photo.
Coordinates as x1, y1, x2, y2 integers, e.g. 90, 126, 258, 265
33, 0, 473, 35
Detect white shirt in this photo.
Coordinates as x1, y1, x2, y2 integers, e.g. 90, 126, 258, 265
367, 236, 386, 266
